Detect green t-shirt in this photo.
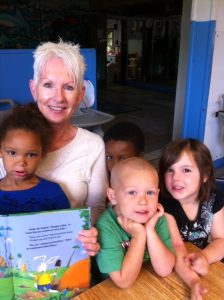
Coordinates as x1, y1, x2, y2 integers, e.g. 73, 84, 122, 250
96, 206, 173, 275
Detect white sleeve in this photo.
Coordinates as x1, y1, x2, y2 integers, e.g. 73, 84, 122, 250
86, 137, 108, 225
0, 158, 6, 179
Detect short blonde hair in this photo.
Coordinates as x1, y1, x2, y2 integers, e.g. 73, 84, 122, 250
110, 157, 158, 188
32, 39, 86, 91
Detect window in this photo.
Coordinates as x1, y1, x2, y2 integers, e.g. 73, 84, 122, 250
107, 29, 114, 53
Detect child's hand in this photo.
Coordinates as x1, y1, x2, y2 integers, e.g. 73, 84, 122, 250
145, 203, 164, 231
117, 215, 146, 237
191, 280, 208, 300
185, 252, 209, 276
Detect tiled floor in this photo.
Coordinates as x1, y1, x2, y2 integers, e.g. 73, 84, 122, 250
98, 83, 175, 157
98, 83, 224, 176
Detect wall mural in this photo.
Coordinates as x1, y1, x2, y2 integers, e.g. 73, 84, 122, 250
0, 1, 91, 49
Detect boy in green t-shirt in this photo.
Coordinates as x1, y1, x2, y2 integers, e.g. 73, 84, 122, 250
96, 157, 175, 288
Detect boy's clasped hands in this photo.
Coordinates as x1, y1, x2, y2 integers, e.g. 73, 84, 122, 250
117, 203, 164, 237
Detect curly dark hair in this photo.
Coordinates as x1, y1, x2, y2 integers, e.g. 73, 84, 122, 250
103, 121, 145, 155
0, 103, 52, 155
159, 138, 215, 203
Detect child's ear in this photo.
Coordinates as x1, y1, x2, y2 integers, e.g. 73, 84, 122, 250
107, 187, 116, 205
203, 176, 208, 183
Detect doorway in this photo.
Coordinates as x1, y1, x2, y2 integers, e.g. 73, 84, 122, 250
97, 1, 183, 156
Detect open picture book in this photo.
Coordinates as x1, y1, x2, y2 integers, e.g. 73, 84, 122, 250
0, 208, 90, 300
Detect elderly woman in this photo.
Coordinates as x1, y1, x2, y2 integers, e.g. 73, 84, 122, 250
0, 40, 107, 255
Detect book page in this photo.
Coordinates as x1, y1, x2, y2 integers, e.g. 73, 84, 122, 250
0, 215, 14, 299
0, 208, 90, 300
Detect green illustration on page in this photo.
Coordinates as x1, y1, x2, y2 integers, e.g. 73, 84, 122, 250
0, 208, 90, 300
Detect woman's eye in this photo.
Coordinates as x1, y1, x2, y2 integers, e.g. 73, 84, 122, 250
64, 84, 74, 91
183, 168, 191, 173
166, 168, 173, 173
43, 82, 52, 88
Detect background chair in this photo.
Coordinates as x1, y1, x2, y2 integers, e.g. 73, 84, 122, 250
0, 98, 15, 124
215, 178, 224, 193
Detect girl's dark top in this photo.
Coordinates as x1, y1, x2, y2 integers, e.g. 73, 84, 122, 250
159, 191, 224, 248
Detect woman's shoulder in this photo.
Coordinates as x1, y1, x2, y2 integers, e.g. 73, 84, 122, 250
76, 127, 104, 148
0, 158, 6, 179
78, 127, 103, 140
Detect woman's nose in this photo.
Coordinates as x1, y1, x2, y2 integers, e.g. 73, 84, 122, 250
55, 86, 64, 101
